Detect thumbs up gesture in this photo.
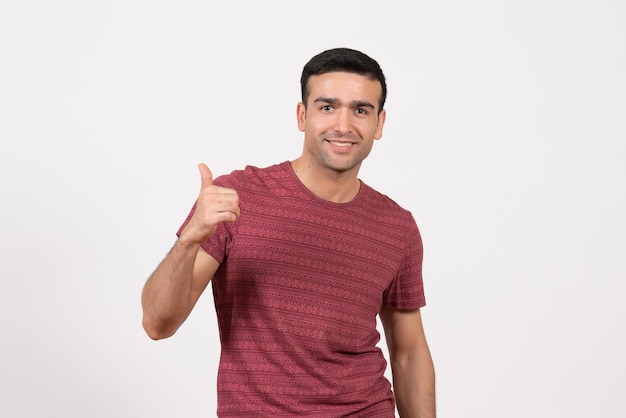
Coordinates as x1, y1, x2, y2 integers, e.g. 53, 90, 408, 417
180, 163, 240, 244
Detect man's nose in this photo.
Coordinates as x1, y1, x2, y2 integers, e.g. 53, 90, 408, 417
333, 108, 352, 134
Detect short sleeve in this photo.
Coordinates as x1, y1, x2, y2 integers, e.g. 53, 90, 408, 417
382, 226, 426, 310
176, 204, 233, 264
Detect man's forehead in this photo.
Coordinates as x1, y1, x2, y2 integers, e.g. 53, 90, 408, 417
308, 71, 379, 86
307, 72, 382, 102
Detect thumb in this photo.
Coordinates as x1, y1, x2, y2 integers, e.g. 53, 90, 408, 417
198, 163, 213, 188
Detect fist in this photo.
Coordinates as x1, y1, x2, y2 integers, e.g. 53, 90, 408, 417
181, 163, 240, 243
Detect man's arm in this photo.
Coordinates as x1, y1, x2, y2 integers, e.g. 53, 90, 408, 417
380, 308, 436, 418
141, 242, 219, 339
141, 163, 239, 340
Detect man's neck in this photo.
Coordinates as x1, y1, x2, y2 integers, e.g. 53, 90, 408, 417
290, 158, 361, 203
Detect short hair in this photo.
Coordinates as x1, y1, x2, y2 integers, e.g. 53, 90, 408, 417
300, 48, 387, 114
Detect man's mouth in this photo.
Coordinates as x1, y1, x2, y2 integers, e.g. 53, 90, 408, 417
328, 140, 353, 147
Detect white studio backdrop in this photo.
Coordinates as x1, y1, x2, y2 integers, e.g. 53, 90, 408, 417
1, 1, 625, 417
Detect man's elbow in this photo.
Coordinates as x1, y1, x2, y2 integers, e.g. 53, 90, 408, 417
142, 316, 177, 340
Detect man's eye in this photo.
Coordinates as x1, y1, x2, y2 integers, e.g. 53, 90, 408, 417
355, 108, 367, 115
321, 105, 333, 111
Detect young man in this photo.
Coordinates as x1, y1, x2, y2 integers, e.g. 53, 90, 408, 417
142, 47, 436, 417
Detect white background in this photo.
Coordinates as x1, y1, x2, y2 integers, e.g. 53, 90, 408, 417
1, 1, 625, 417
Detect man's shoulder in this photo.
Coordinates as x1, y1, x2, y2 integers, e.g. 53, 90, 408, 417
359, 182, 419, 229
361, 182, 410, 212
213, 161, 290, 191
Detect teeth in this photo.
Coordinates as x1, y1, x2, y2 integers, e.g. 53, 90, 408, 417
330, 141, 352, 147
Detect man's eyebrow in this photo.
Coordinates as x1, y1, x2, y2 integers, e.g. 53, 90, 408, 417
351, 100, 375, 110
313, 97, 340, 106
313, 97, 375, 109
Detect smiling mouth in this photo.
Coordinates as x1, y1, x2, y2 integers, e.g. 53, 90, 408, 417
327, 140, 353, 147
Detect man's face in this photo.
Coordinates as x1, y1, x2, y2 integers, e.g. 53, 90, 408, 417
297, 71, 386, 176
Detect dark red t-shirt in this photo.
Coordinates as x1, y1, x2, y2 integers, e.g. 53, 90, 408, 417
178, 161, 425, 417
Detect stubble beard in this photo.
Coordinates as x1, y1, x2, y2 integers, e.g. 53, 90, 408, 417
317, 141, 370, 175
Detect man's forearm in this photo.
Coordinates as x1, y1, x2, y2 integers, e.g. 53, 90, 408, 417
141, 237, 201, 339
393, 347, 436, 418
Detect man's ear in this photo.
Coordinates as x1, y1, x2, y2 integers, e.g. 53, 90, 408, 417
297, 102, 306, 132
374, 108, 386, 140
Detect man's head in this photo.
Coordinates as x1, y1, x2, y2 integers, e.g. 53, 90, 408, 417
294, 48, 387, 179
301, 48, 387, 114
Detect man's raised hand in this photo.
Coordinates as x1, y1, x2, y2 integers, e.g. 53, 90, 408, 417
179, 163, 240, 244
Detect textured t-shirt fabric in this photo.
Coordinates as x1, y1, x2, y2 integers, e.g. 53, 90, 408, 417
177, 161, 425, 417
